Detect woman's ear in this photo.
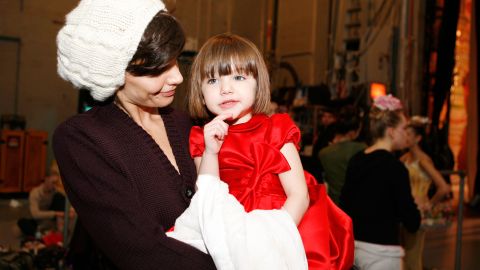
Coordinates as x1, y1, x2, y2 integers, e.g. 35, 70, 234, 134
386, 127, 394, 140
416, 134, 422, 144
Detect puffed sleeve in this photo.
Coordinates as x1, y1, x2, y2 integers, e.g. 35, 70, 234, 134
269, 114, 301, 150
189, 126, 205, 158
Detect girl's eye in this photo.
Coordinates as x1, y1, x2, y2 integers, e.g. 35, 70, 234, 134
206, 78, 217, 84
234, 75, 246, 81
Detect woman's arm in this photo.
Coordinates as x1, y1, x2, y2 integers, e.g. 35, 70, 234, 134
394, 165, 421, 233
279, 142, 310, 225
419, 153, 451, 205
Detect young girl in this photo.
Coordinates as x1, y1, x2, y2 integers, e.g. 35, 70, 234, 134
340, 95, 421, 270
184, 33, 354, 270
400, 116, 451, 270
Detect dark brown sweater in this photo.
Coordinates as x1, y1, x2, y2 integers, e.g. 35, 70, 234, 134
53, 102, 216, 270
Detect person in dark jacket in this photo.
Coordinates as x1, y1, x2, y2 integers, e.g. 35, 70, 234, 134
340, 95, 420, 270
53, 0, 216, 269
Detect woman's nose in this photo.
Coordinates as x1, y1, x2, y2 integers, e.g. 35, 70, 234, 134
168, 64, 183, 85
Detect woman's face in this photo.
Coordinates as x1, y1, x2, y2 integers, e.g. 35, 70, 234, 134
122, 60, 183, 108
389, 113, 409, 151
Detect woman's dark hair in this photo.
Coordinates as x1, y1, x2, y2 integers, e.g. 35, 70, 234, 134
126, 11, 185, 76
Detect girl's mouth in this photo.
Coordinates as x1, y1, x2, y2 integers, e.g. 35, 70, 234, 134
219, 100, 238, 109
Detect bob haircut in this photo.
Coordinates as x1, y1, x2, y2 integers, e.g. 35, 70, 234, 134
369, 106, 405, 142
126, 11, 185, 77
188, 33, 271, 120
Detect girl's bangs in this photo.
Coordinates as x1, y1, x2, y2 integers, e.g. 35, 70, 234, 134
201, 45, 258, 79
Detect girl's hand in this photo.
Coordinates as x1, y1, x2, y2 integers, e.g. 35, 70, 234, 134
203, 114, 232, 155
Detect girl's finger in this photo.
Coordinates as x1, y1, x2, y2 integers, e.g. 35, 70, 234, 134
214, 113, 233, 122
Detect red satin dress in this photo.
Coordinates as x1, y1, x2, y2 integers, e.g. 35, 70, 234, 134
190, 113, 354, 270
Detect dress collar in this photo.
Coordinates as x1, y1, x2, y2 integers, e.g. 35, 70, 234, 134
228, 114, 268, 133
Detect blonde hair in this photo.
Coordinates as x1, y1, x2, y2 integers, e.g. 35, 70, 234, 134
188, 33, 271, 120
369, 106, 404, 142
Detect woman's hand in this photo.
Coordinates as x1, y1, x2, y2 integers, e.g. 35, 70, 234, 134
203, 114, 231, 155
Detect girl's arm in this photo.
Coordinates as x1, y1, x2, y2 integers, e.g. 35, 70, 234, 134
419, 153, 451, 205
279, 142, 310, 225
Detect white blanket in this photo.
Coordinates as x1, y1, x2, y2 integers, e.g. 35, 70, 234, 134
167, 174, 308, 270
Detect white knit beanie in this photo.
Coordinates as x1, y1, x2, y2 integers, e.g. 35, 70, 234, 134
57, 0, 166, 101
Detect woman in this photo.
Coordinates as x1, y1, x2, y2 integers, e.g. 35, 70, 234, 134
340, 95, 421, 270
53, 0, 216, 269
400, 116, 451, 270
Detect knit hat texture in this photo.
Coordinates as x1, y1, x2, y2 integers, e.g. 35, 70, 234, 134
57, 0, 165, 101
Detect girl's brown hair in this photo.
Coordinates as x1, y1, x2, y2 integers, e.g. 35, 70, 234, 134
188, 33, 271, 120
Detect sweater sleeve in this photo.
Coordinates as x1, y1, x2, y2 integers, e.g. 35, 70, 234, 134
393, 164, 421, 233
53, 122, 216, 270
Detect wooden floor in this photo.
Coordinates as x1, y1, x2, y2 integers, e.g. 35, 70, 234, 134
423, 206, 480, 270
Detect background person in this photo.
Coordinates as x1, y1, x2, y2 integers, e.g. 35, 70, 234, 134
17, 161, 67, 238
400, 116, 451, 270
340, 95, 421, 270
319, 105, 366, 205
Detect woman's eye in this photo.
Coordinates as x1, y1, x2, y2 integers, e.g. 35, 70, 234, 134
234, 75, 246, 81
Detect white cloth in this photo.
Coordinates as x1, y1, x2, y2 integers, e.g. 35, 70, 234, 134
167, 174, 308, 270
354, 240, 405, 270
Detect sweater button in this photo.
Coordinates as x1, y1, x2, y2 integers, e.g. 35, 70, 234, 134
185, 188, 194, 199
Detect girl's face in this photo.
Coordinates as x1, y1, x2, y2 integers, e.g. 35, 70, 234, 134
405, 127, 420, 148
388, 113, 409, 151
201, 70, 257, 125
121, 60, 183, 108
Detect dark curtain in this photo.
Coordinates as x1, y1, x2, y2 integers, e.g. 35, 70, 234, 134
421, 0, 460, 174
475, 0, 480, 196
431, 0, 461, 127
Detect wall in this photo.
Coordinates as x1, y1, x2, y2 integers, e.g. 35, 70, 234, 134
0, 0, 274, 167
0, 0, 79, 167
275, 0, 330, 87
0, 0, 422, 170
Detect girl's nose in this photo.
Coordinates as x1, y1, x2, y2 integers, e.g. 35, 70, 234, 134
220, 80, 233, 95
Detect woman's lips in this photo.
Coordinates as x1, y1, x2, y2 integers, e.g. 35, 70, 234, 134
161, 89, 176, 97
219, 100, 238, 109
